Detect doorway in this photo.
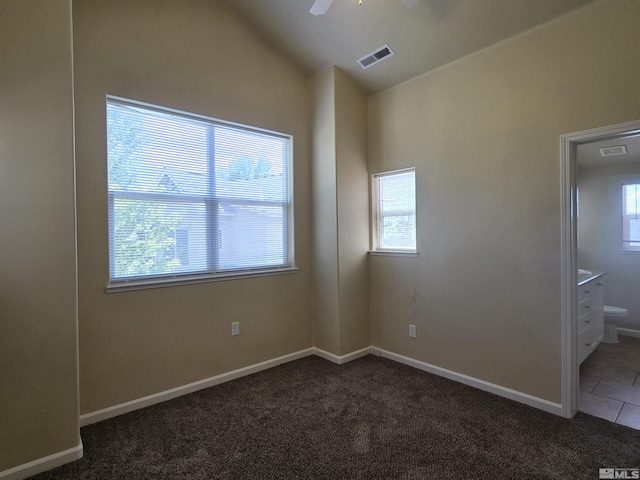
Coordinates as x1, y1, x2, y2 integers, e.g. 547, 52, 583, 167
561, 119, 640, 419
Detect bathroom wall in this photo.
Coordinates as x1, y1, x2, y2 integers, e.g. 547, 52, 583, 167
578, 163, 640, 331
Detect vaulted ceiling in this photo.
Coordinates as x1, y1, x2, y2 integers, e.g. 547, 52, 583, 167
220, 0, 599, 94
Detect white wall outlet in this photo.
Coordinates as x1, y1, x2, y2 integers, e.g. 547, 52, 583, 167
231, 322, 239, 336
409, 324, 416, 338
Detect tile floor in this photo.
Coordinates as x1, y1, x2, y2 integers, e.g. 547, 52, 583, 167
579, 335, 640, 429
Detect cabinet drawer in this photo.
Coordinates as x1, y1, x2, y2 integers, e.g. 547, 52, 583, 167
578, 328, 596, 365
578, 285, 591, 303
578, 311, 591, 335
578, 297, 591, 317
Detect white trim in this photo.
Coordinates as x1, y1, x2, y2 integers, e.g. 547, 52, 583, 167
618, 328, 640, 339
0, 337, 604, 480
79, 340, 572, 430
106, 95, 295, 294
560, 119, 640, 419
79, 343, 569, 429
370, 167, 417, 252
0, 442, 83, 480
368, 250, 418, 257
8, 336, 606, 480
80, 348, 314, 426
107, 267, 299, 293
81, 347, 371, 426
560, 129, 580, 418
377, 348, 562, 415
311, 347, 371, 364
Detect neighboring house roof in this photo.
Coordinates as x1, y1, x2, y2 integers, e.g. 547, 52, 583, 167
157, 166, 286, 202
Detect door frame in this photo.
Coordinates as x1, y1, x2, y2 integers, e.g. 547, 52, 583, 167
560, 119, 640, 418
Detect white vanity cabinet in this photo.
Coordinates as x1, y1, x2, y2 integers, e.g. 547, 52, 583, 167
577, 273, 605, 365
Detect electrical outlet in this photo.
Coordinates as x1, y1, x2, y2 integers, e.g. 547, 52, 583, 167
231, 322, 239, 336
409, 324, 416, 338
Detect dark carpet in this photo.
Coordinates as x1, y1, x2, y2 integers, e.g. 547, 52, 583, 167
32, 355, 640, 479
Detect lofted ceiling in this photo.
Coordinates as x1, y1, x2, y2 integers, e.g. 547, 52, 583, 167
219, 0, 600, 94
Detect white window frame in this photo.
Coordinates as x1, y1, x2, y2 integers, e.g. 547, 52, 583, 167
622, 182, 640, 253
370, 167, 417, 256
106, 96, 296, 292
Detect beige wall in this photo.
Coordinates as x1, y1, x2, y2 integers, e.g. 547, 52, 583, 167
7, 2, 640, 473
73, 0, 312, 414
335, 69, 370, 354
578, 163, 640, 330
311, 68, 341, 354
0, 0, 79, 471
311, 67, 369, 356
368, 0, 640, 403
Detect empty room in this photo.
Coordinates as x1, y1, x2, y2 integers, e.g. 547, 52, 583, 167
2, 0, 640, 478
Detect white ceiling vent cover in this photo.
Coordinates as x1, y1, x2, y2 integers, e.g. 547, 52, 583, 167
357, 44, 395, 70
600, 145, 628, 156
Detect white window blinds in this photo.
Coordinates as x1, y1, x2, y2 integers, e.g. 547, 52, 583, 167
373, 168, 416, 251
623, 183, 640, 251
107, 98, 292, 285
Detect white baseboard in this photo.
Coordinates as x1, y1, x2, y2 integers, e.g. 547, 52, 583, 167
81, 346, 371, 426
81, 344, 562, 428
376, 348, 563, 416
4, 345, 566, 480
80, 348, 314, 426
312, 346, 371, 364
618, 328, 640, 339
0, 441, 83, 480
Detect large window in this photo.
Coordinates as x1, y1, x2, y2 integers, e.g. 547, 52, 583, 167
623, 183, 640, 252
371, 168, 416, 253
107, 97, 293, 289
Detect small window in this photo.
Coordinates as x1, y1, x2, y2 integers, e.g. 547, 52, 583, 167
371, 168, 416, 253
623, 183, 640, 252
107, 97, 294, 289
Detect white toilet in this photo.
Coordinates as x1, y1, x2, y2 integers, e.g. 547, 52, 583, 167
603, 305, 629, 343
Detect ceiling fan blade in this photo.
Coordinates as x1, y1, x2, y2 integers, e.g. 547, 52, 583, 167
310, 0, 334, 16
399, 0, 420, 7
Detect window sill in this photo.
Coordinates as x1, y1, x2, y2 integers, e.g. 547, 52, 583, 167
368, 250, 418, 257
620, 250, 640, 254
106, 267, 299, 293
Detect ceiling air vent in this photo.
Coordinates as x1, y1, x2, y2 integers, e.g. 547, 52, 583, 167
357, 44, 395, 70
600, 145, 628, 156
